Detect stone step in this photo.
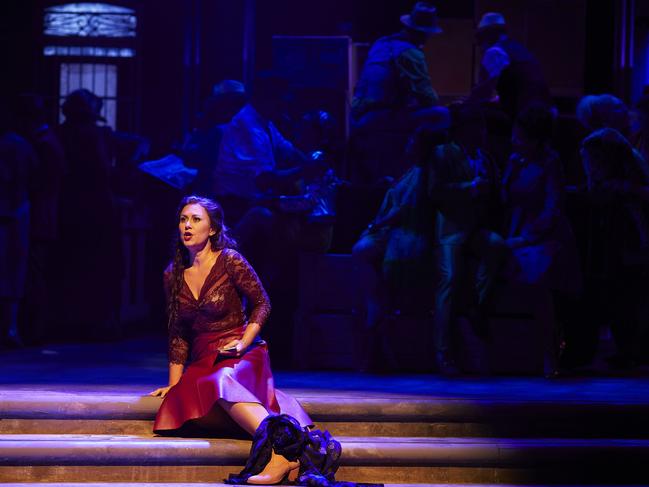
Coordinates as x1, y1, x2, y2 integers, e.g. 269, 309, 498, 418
0, 434, 647, 483
0, 419, 495, 438
3, 417, 648, 439
2, 390, 648, 438
0, 484, 632, 487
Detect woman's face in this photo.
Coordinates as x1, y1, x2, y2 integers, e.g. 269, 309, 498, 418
178, 203, 215, 250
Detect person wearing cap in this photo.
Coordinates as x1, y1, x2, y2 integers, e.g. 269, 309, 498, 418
351, 2, 449, 134
181, 80, 248, 196
214, 75, 322, 219
470, 12, 550, 120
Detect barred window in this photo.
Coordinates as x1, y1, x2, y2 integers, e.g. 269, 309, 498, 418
59, 63, 117, 128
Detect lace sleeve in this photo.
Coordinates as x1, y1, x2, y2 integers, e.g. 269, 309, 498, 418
168, 328, 189, 365
224, 249, 271, 326
164, 268, 189, 365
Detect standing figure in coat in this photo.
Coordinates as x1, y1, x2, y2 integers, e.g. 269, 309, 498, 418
430, 104, 505, 375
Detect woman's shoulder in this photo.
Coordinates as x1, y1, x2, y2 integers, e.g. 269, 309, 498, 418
221, 247, 246, 264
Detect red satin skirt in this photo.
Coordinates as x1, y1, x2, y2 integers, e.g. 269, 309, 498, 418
153, 329, 312, 434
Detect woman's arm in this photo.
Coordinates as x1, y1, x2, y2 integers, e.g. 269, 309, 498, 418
168, 362, 184, 386
150, 269, 188, 397
219, 250, 271, 355
239, 322, 262, 349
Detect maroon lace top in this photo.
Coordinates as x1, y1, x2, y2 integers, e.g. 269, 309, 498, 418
164, 249, 271, 365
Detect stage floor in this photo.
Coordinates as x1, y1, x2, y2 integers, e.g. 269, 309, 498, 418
1, 335, 648, 403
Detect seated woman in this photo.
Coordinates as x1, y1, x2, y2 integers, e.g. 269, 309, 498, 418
501, 104, 582, 375
580, 128, 649, 368
150, 195, 311, 484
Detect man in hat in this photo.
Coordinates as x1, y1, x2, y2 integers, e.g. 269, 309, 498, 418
351, 2, 449, 134
470, 12, 550, 119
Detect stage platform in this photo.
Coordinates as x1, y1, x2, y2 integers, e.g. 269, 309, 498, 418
1, 336, 648, 485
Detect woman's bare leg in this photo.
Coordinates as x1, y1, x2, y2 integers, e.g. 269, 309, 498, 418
218, 400, 269, 435
217, 400, 298, 484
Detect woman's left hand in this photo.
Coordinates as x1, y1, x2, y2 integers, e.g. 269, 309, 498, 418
218, 339, 245, 357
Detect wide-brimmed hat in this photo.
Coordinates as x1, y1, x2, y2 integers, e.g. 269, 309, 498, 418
401, 2, 442, 34
477, 12, 506, 32
62, 88, 106, 122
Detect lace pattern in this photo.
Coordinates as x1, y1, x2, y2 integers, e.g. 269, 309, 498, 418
164, 249, 271, 365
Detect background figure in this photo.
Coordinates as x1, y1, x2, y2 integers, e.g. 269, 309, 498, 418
214, 73, 329, 366
501, 105, 582, 375
429, 107, 505, 375
576, 94, 631, 136
180, 80, 247, 197
12, 94, 66, 344
470, 12, 551, 122
55, 89, 123, 337
0, 100, 39, 349
580, 128, 649, 368
351, 2, 449, 135
631, 90, 649, 164
352, 126, 437, 371
214, 74, 314, 223
576, 93, 649, 196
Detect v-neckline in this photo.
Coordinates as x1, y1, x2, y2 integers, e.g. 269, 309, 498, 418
183, 250, 223, 302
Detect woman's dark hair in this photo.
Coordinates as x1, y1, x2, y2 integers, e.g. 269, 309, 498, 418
167, 195, 237, 328
514, 103, 555, 144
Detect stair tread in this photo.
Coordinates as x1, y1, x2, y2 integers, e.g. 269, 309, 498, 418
0, 484, 633, 487
1, 434, 648, 467
2, 389, 647, 421
4, 433, 649, 445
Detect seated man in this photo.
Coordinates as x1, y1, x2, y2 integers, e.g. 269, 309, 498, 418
215, 75, 312, 218
351, 2, 449, 135
214, 74, 329, 275
181, 80, 247, 197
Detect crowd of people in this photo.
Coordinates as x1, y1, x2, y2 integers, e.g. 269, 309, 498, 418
1, 2, 649, 384
0, 89, 148, 348
350, 4, 649, 376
